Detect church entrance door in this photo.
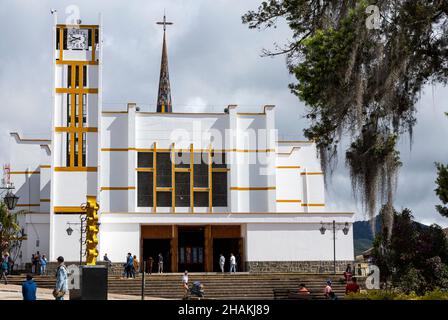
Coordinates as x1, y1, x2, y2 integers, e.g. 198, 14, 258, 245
178, 226, 205, 272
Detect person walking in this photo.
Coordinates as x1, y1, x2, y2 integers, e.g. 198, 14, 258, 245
125, 253, 134, 279
219, 254, 225, 273
34, 251, 41, 275
22, 274, 37, 300
182, 270, 189, 299
229, 253, 236, 273
147, 256, 154, 275
0, 254, 9, 284
54, 256, 68, 300
40, 254, 47, 275
31, 254, 35, 274
132, 255, 139, 277
158, 253, 163, 273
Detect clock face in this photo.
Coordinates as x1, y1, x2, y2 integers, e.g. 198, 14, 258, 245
67, 28, 88, 50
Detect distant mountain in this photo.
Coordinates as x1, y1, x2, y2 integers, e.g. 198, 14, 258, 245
353, 215, 382, 256
353, 215, 429, 256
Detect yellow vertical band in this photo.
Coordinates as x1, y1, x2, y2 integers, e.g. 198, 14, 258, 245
171, 143, 176, 212
208, 145, 212, 212
190, 143, 194, 213
153, 142, 157, 213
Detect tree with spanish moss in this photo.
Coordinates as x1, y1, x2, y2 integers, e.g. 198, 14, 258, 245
243, 1, 448, 235
435, 113, 448, 219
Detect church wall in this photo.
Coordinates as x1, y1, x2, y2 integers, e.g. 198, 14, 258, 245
245, 222, 354, 262
98, 223, 140, 262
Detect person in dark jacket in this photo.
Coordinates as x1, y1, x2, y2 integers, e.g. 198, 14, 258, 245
22, 274, 37, 300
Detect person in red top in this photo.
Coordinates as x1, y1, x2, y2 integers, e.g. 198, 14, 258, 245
345, 277, 360, 294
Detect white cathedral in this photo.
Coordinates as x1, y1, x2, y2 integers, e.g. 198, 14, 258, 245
5, 14, 354, 273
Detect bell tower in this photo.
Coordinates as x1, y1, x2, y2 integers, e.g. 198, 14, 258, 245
50, 12, 103, 261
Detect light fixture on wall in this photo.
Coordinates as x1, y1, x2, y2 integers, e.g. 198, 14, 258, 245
3, 191, 19, 210
342, 222, 350, 235
319, 223, 326, 235
66, 225, 74, 236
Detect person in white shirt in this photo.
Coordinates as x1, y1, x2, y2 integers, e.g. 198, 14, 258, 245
182, 270, 189, 299
219, 254, 225, 273
229, 253, 236, 273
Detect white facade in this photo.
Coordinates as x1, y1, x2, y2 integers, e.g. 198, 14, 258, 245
4, 17, 354, 272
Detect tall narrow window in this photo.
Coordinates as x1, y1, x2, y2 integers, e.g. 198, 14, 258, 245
75, 95, 79, 124
156, 153, 172, 187
175, 172, 190, 207
95, 29, 99, 45
82, 94, 87, 125
88, 29, 92, 48
75, 65, 79, 88
63, 28, 68, 50
138, 172, 153, 207
193, 153, 208, 187
74, 133, 79, 167
83, 65, 87, 87
56, 28, 60, 50
212, 172, 227, 207
66, 94, 71, 126
67, 65, 72, 88
82, 133, 86, 166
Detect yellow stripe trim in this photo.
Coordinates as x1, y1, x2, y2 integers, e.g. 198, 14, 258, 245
230, 187, 276, 191
40, 165, 51, 169
102, 148, 130, 151
40, 199, 51, 202
9, 171, 40, 175
54, 167, 97, 172
101, 187, 136, 191
135, 168, 154, 172
276, 166, 301, 169
301, 203, 325, 207
301, 172, 324, 175
56, 60, 99, 65
54, 206, 86, 213
55, 88, 98, 94
55, 127, 98, 133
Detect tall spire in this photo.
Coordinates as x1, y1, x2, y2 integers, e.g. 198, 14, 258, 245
156, 14, 173, 113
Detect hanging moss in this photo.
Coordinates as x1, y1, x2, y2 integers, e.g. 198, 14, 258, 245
243, 1, 448, 233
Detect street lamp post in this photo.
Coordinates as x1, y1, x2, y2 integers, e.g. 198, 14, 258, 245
66, 214, 87, 266
320, 220, 350, 274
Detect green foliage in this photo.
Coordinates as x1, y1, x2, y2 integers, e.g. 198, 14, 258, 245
435, 162, 448, 218
372, 207, 448, 293
0, 202, 25, 257
243, 0, 448, 225
346, 289, 448, 300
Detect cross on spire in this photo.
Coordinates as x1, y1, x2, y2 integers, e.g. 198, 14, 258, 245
156, 14, 173, 32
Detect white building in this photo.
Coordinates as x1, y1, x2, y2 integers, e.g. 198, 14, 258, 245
5, 15, 354, 273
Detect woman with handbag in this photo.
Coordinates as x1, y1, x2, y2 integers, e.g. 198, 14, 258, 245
53, 256, 68, 300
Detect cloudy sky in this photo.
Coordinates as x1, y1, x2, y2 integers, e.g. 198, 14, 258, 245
0, 0, 447, 226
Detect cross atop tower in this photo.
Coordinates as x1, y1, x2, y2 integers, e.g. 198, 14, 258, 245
156, 14, 173, 32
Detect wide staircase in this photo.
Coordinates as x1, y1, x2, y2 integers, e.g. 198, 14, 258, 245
6, 273, 349, 300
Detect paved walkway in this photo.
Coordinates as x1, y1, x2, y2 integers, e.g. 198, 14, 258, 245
0, 284, 165, 300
